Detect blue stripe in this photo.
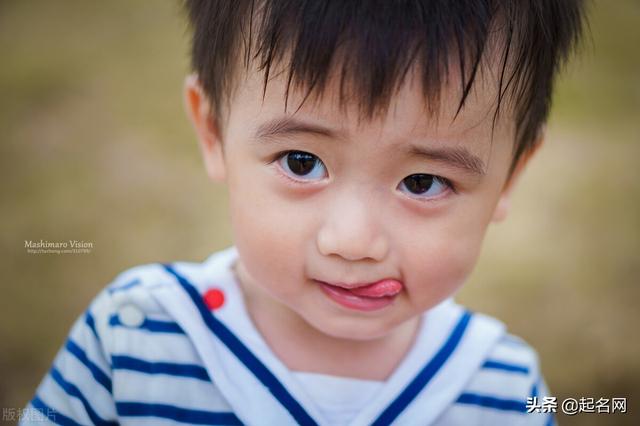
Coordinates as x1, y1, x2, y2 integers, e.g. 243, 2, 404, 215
163, 264, 318, 426
530, 378, 539, 398
49, 367, 118, 426
109, 314, 185, 334
112, 355, 211, 381
116, 402, 243, 425
141, 319, 184, 333
482, 359, 529, 375
456, 392, 527, 413
108, 278, 141, 293
30, 395, 83, 426
85, 311, 99, 341
371, 310, 473, 425
65, 339, 112, 393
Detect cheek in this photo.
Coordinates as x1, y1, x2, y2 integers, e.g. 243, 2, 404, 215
226, 171, 312, 294
401, 214, 487, 307
230, 195, 287, 275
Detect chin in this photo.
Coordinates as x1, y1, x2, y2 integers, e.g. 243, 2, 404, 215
309, 314, 399, 341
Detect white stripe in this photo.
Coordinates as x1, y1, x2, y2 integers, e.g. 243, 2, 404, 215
68, 317, 112, 380
113, 370, 232, 411
36, 373, 95, 425
433, 402, 528, 426
463, 369, 533, 400
488, 339, 538, 367
116, 415, 190, 426
109, 328, 201, 364
53, 348, 114, 409
19, 402, 54, 425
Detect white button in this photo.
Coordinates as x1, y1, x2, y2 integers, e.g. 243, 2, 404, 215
118, 304, 145, 327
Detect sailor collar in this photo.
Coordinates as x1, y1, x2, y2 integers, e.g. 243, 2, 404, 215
150, 248, 505, 426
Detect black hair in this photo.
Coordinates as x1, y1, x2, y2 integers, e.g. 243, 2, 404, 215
184, 0, 587, 172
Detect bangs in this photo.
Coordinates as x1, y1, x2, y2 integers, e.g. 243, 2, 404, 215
186, 0, 585, 165
252, 1, 494, 120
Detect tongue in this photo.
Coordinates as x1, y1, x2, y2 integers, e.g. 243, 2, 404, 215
347, 279, 403, 298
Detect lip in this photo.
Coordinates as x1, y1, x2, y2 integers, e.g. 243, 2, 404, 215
316, 279, 403, 312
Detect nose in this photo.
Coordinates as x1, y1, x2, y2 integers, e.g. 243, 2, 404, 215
316, 191, 389, 262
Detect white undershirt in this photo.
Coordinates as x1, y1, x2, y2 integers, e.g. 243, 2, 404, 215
292, 371, 385, 425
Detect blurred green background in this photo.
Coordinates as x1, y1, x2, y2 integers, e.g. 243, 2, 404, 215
0, 1, 638, 425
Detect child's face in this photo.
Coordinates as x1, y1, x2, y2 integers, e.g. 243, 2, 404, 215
187, 65, 531, 341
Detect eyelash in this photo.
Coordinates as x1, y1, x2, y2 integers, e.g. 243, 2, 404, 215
271, 150, 329, 184
398, 174, 456, 201
270, 150, 457, 199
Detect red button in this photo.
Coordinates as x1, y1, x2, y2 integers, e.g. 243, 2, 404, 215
203, 288, 225, 310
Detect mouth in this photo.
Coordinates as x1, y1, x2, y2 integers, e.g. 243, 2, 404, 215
315, 279, 403, 312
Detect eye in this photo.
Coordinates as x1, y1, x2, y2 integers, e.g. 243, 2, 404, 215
397, 174, 450, 199
277, 151, 327, 181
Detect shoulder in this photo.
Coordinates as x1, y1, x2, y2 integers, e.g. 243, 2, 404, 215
84, 247, 237, 354
439, 330, 554, 426
98, 246, 236, 305
25, 249, 239, 424
471, 332, 544, 396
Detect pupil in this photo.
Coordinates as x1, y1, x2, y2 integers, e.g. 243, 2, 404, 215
287, 151, 316, 175
405, 174, 433, 194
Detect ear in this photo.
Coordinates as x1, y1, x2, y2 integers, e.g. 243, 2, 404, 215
184, 74, 227, 182
491, 128, 545, 222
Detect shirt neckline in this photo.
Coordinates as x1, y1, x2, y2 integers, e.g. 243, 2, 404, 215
152, 247, 505, 425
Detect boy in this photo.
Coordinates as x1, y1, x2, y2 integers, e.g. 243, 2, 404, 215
23, 1, 586, 425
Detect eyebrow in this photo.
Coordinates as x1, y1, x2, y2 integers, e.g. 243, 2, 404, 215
253, 116, 486, 176
407, 145, 486, 176
253, 116, 344, 142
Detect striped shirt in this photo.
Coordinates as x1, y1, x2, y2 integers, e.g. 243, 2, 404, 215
22, 246, 556, 425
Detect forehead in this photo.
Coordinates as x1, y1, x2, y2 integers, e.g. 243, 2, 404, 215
226, 61, 516, 164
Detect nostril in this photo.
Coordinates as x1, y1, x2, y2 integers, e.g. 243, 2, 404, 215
316, 226, 389, 262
